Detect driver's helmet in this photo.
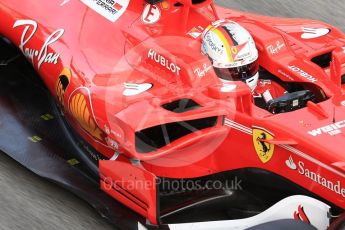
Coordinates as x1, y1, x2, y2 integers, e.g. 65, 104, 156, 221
201, 20, 259, 91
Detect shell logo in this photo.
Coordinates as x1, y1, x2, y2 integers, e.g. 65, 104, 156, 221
69, 89, 104, 141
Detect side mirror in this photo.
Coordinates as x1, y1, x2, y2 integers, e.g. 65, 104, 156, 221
330, 47, 345, 87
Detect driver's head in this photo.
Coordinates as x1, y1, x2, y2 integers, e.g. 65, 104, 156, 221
202, 20, 259, 91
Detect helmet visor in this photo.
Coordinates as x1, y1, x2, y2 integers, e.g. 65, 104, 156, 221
214, 60, 259, 82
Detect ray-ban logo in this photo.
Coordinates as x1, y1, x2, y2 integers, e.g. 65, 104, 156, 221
13, 20, 64, 69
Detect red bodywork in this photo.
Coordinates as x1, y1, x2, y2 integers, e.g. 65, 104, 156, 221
0, 0, 345, 225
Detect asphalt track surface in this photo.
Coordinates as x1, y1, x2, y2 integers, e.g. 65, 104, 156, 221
0, 1, 344, 230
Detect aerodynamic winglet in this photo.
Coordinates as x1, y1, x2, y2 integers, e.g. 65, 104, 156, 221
332, 162, 345, 173
262, 138, 298, 145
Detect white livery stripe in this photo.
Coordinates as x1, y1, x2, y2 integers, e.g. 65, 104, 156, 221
168, 195, 330, 230
224, 121, 252, 131
224, 119, 253, 134
224, 122, 252, 135
223, 119, 345, 179
225, 119, 252, 131
225, 125, 252, 135
280, 144, 345, 178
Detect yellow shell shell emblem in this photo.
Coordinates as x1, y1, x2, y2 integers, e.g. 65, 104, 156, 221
253, 128, 275, 164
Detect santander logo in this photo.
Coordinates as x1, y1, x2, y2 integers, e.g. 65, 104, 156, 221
294, 205, 310, 224
286, 156, 345, 198
286, 156, 297, 170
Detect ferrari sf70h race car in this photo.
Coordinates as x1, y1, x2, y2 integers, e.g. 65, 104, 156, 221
0, 0, 345, 229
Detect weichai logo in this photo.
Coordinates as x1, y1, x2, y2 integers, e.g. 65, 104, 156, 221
308, 120, 345, 136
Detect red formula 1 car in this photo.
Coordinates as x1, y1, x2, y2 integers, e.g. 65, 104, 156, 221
0, 0, 345, 229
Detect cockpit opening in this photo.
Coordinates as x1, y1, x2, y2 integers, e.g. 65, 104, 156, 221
254, 69, 328, 114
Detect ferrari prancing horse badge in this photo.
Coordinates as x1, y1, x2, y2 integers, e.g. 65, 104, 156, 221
253, 128, 275, 163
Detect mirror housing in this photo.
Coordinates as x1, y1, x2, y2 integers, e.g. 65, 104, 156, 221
208, 81, 253, 115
